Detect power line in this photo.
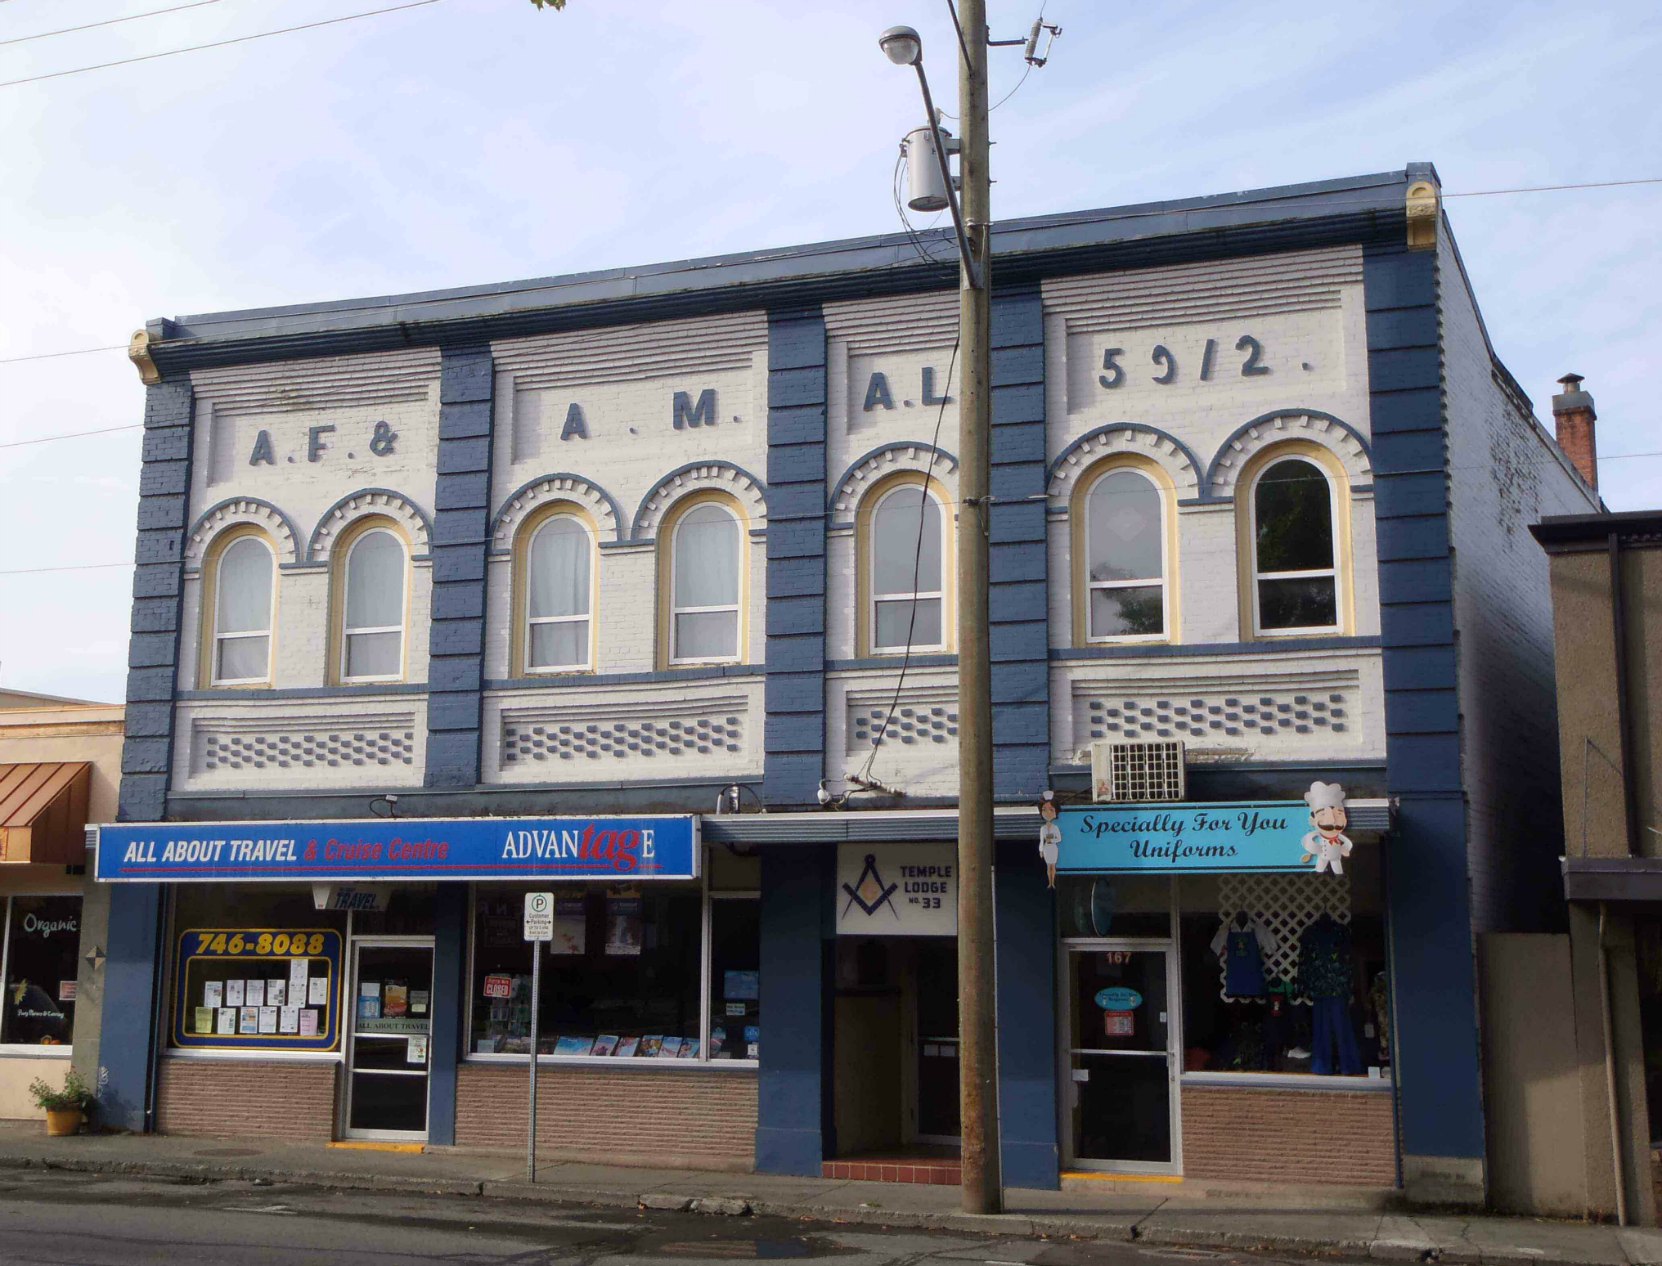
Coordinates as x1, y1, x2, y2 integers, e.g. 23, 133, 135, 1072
0, 0, 444, 89
0, 423, 141, 449
0, 344, 127, 365
0, 562, 133, 577
0, 0, 223, 49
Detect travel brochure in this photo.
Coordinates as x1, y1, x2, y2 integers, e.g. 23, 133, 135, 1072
513, 1032, 736, 1058
194, 959, 332, 1043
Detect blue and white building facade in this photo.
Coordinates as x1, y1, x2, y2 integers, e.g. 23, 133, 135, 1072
97, 166, 1596, 1204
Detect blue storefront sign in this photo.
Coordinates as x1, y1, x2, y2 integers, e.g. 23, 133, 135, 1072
1056, 802, 1316, 874
94, 815, 700, 883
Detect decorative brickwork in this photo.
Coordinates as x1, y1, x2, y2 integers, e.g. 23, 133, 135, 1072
455, 1064, 757, 1171
156, 1059, 338, 1141
1179, 1084, 1395, 1185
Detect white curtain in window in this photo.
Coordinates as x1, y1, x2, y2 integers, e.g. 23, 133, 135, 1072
672, 504, 740, 661
1084, 469, 1165, 639
343, 528, 405, 679
214, 536, 272, 682
527, 516, 591, 669
872, 486, 943, 649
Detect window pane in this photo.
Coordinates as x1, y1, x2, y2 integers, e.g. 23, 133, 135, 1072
1086, 471, 1161, 583
345, 530, 405, 630
1255, 460, 1334, 574
673, 506, 739, 608
529, 517, 590, 619
529, 620, 588, 669
873, 487, 942, 596
346, 630, 401, 678
216, 634, 270, 682
216, 537, 272, 635
1, 896, 81, 1046
674, 610, 738, 660
875, 596, 942, 649
1258, 576, 1338, 630
709, 899, 759, 1061
470, 887, 701, 1057
1090, 585, 1165, 638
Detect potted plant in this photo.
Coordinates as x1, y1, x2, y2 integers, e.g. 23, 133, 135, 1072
28, 1070, 94, 1137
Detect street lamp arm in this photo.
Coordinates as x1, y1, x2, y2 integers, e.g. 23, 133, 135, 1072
909, 62, 984, 290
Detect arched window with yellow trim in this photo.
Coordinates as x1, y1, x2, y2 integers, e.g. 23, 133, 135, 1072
1080, 464, 1168, 642
1246, 452, 1345, 636
206, 530, 275, 686
665, 498, 744, 666
520, 510, 595, 673
334, 520, 409, 683
868, 481, 947, 653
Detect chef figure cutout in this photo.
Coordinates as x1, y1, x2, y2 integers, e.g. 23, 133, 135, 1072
1038, 793, 1061, 889
1301, 781, 1353, 874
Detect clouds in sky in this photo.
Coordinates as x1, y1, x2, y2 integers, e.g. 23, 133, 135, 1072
2, 0, 1658, 701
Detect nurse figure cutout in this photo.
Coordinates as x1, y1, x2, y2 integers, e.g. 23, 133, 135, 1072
1038, 793, 1061, 890
1301, 781, 1353, 875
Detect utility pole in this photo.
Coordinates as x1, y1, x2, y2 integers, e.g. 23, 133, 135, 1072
953, 0, 1002, 1217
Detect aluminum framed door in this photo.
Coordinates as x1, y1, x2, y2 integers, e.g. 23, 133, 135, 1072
1060, 943, 1181, 1174
342, 938, 434, 1141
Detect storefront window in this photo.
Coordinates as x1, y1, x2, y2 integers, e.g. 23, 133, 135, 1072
469, 883, 758, 1063
0, 896, 81, 1047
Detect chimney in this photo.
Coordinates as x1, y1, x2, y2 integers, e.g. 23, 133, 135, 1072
1552, 373, 1598, 491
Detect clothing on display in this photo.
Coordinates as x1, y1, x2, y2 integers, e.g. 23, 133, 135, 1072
1298, 913, 1362, 1074
1210, 912, 1279, 998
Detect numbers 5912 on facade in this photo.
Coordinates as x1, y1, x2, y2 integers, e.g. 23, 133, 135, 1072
1098, 335, 1275, 389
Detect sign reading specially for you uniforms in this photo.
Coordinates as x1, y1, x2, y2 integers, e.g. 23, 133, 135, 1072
836, 843, 956, 937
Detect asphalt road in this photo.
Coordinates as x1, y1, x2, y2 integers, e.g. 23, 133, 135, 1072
0, 1168, 1336, 1266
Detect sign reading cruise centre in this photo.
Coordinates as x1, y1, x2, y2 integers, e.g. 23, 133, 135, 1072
93, 816, 699, 883
1056, 802, 1317, 875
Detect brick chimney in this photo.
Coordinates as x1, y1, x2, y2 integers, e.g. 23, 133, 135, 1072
1552, 373, 1598, 491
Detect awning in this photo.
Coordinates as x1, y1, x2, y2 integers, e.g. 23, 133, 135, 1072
1562, 856, 1662, 904
0, 762, 91, 865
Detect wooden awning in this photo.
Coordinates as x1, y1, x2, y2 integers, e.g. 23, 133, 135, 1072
0, 762, 91, 865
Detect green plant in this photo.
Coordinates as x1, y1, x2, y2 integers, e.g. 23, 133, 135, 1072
28, 1069, 94, 1114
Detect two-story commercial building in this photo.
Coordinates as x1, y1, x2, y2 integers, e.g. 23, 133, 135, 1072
94, 164, 1596, 1206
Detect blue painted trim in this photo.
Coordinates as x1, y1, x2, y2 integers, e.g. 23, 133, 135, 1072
485, 664, 765, 690
489, 472, 628, 546
99, 885, 165, 1132
756, 845, 833, 1173
184, 496, 304, 565
176, 683, 430, 701
427, 884, 467, 1145
628, 460, 769, 541
995, 841, 1059, 1188
1046, 423, 1205, 491
1050, 635, 1382, 661
1202, 408, 1374, 497
826, 441, 959, 511
304, 487, 434, 562
826, 654, 957, 672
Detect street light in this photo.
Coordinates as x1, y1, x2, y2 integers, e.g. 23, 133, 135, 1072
878, 24, 921, 66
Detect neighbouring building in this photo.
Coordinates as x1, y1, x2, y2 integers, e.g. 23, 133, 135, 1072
93, 164, 1597, 1206
0, 690, 123, 1117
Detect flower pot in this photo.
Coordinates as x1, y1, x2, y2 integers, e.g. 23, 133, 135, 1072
44, 1108, 82, 1137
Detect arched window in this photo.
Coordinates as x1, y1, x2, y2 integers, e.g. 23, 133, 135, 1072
210, 533, 274, 684
524, 513, 593, 672
1249, 455, 1340, 634
338, 525, 407, 681
870, 482, 945, 652
1082, 467, 1166, 641
669, 501, 741, 664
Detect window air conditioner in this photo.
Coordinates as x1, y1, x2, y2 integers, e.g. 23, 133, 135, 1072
1090, 739, 1185, 803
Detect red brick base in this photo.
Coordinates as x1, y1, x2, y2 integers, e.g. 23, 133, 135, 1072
156, 1058, 339, 1141
456, 1063, 757, 1171
1179, 1084, 1396, 1186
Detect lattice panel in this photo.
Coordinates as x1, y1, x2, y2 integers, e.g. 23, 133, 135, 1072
202, 728, 416, 770
502, 708, 745, 763
847, 692, 958, 752
1215, 871, 1350, 1003
1080, 686, 1352, 743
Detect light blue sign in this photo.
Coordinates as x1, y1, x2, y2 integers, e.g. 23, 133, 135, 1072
1057, 802, 1311, 874
95, 816, 700, 883
1095, 987, 1143, 1011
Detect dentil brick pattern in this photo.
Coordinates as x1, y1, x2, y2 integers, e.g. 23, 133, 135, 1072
157, 1060, 338, 1141
1179, 1086, 1395, 1186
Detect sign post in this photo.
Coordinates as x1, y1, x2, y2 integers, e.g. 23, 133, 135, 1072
523, 891, 553, 1183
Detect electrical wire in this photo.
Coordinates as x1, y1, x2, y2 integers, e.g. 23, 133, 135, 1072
0, 562, 133, 577
0, 0, 223, 48
0, 345, 127, 365
0, 423, 141, 449
0, 0, 444, 89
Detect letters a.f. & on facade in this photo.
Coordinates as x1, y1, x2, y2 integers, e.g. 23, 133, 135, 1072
99, 166, 1597, 1207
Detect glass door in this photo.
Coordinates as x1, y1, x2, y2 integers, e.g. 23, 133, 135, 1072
344, 939, 434, 1140
1063, 945, 1178, 1173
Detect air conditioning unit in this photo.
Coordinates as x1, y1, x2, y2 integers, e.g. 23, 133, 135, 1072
1090, 739, 1185, 803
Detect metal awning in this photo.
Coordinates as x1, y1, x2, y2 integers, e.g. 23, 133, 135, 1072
0, 762, 91, 865
1562, 856, 1662, 904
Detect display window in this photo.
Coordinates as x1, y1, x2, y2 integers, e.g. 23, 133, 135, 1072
468, 874, 759, 1065
0, 895, 81, 1048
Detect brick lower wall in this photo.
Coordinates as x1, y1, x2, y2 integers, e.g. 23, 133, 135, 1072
1180, 1084, 1396, 1186
157, 1059, 338, 1141
457, 1063, 757, 1171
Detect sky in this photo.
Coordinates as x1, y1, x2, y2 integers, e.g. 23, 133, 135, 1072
1, 0, 1658, 703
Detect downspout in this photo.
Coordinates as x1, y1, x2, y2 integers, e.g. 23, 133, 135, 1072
1597, 901, 1629, 1226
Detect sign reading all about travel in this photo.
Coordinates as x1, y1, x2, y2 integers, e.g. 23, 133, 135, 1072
94, 816, 699, 883
1055, 802, 1326, 875
836, 843, 956, 937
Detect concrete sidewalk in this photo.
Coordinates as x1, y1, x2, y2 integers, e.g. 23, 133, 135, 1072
0, 1123, 1653, 1266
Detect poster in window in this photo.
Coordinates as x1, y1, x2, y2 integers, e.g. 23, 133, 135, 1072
193, 1007, 214, 1034
605, 894, 642, 956
553, 897, 587, 955
258, 1007, 278, 1034
308, 976, 329, 1007
267, 980, 286, 1008
217, 1007, 237, 1035
289, 959, 308, 997
723, 970, 759, 1001
238, 1007, 258, 1035
226, 980, 245, 1008
615, 1036, 640, 1058
279, 1006, 300, 1034
245, 980, 265, 1008
299, 1009, 319, 1037
204, 981, 223, 1009
384, 984, 408, 1018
